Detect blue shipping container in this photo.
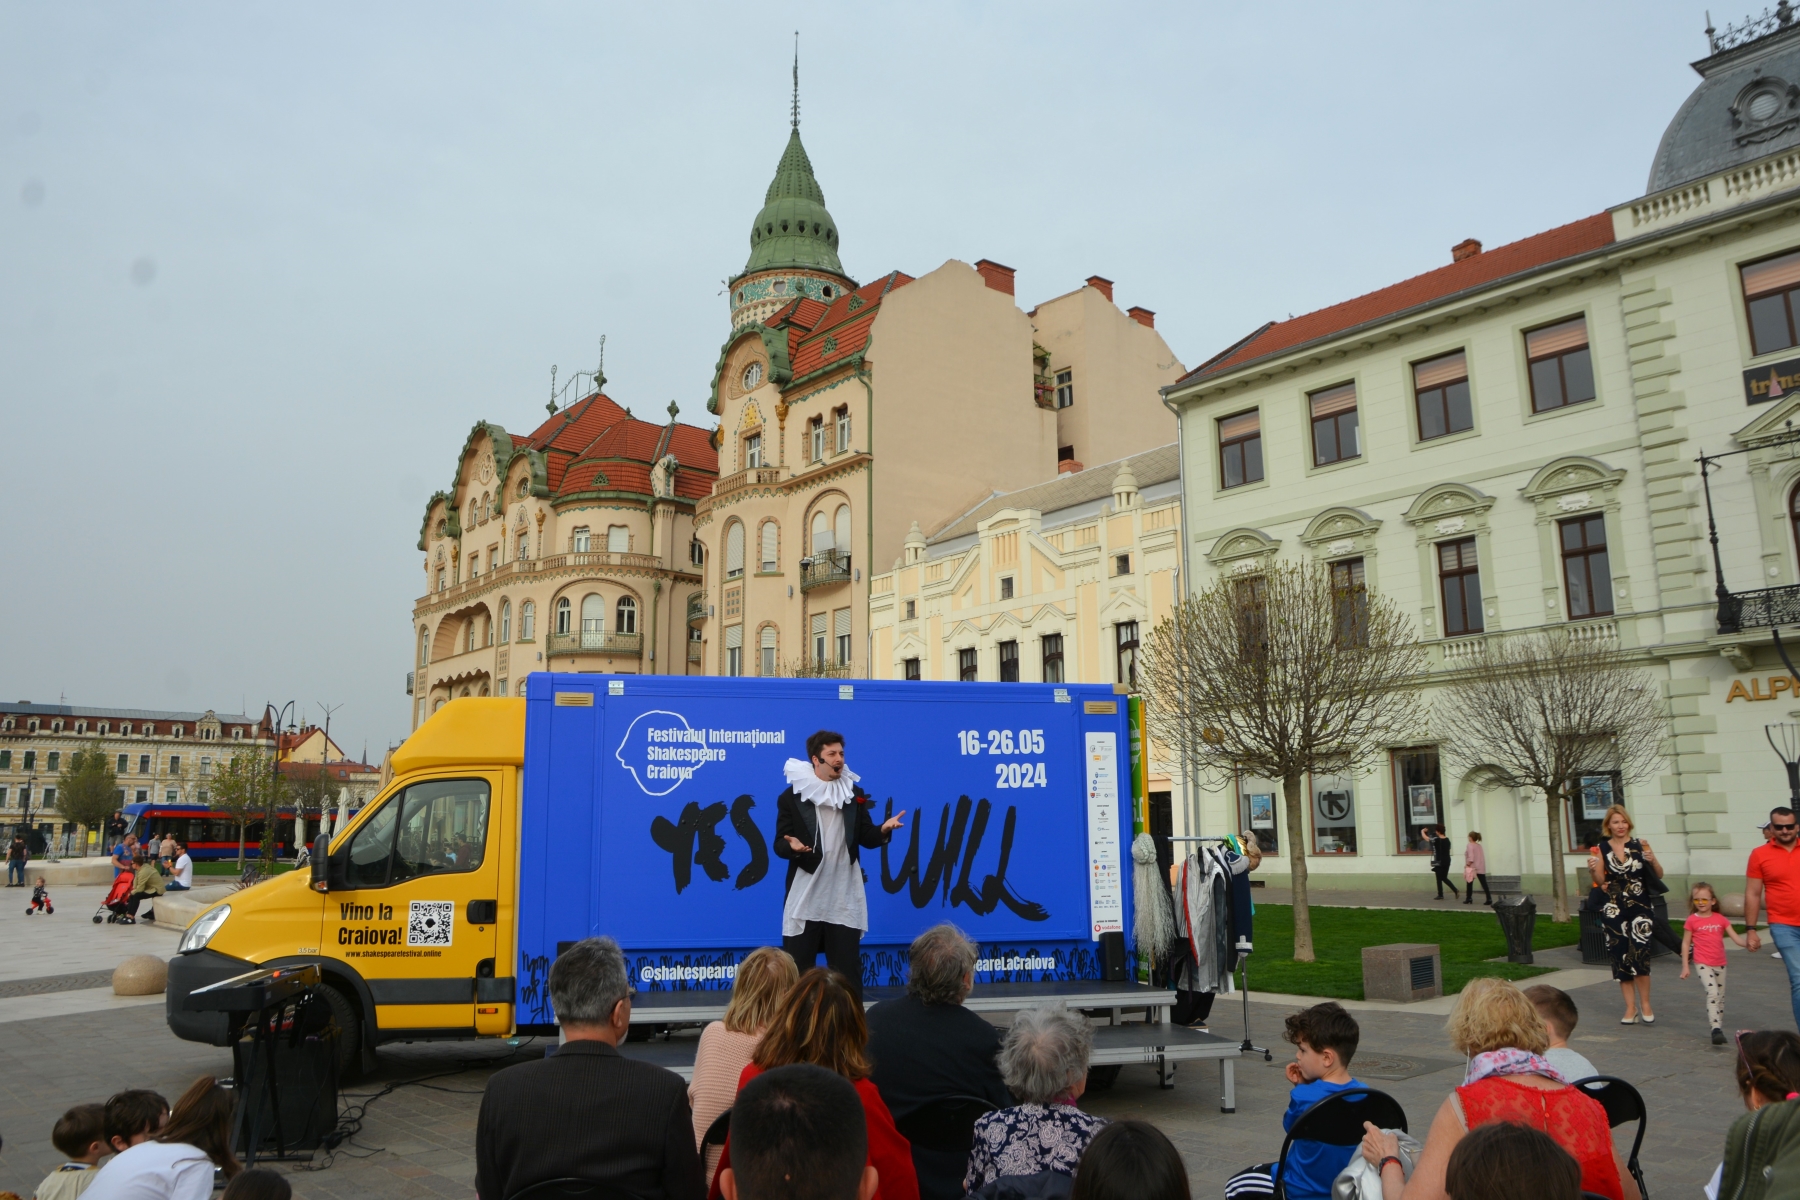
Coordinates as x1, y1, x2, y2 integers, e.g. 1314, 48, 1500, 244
514, 673, 1134, 1023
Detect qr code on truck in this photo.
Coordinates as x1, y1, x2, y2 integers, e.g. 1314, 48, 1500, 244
407, 901, 453, 947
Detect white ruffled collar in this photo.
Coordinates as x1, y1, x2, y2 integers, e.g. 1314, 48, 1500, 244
783, 757, 861, 809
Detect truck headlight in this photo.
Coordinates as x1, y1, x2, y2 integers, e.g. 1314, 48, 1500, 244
178, 904, 231, 954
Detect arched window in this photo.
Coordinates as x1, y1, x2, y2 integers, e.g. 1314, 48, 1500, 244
726, 521, 745, 579
760, 521, 779, 573
581, 594, 604, 647
418, 628, 429, 667
555, 597, 572, 636
760, 626, 778, 676
616, 596, 638, 634
500, 600, 512, 642
521, 601, 536, 640
835, 505, 851, 555
812, 510, 832, 555
691, 538, 705, 567
466, 621, 476, 653
517, 532, 530, 561
485, 611, 494, 646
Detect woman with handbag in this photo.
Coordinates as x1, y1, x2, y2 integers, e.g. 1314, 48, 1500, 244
1587, 804, 1663, 1025
1463, 832, 1490, 906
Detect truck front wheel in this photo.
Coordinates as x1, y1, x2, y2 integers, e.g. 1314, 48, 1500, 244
320, 983, 365, 1081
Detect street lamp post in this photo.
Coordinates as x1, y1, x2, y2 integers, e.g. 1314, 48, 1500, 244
263, 701, 296, 874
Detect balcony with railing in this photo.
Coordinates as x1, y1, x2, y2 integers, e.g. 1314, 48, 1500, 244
545, 631, 644, 657
687, 641, 703, 664
800, 550, 852, 593
687, 593, 706, 626
420, 550, 670, 608
1720, 585, 1800, 634
711, 466, 786, 497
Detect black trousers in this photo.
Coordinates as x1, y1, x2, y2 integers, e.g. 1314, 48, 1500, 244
1464, 873, 1491, 903
783, 920, 864, 1000
1433, 866, 1460, 899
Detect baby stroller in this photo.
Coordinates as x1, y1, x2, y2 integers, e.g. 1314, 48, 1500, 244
94, 872, 136, 924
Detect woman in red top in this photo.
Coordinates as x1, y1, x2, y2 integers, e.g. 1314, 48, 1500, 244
709, 968, 918, 1200
1358, 979, 1639, 1200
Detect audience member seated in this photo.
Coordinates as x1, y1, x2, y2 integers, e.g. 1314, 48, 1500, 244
1356, 978, 1638, 1200
34, 1104, 106, 1200
692, 947, 800, 1181
964, 1006, 1106, 1195
475, 936, 704, 1200
1224, 1002, 1365, 1199
718, 1063, 879, 1200
101, 1090, 169, 1155
1443, 1122, 1581, 1200
1524, 985, 1597, 1082
867, 924, 1012, 1200
716, 967, 918, 1200
85, 1077, 241, 1200
1070, 1119, 1190, 1200
1708, 1030, 1800, 1199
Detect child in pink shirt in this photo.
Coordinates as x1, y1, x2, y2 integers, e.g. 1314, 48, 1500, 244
1682, 881, 1748, 1043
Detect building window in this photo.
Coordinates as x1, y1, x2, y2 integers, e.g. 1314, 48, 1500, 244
573, 527, 591, 553
1437, 538, 1483, 637
726, 624, 743, 676
1525, 316, 1596, 412
139, 754, 150, 774
742, 362, 763, 390
999, 640, 1020, 682
1392, 747, 1443, 852
556, 597, 573, 636
616, 596, 638, 634
1054, 369, 1073, 409
1218, 410, 1263, 488
1567, 771, 1622, 853
580, 595, 605, 645
725, 521, 745, 579
812, 613, 829, 666
1413, 350, 1473, 440
521, 601, 535, 640
1000, 576, 1014, 600
1235, 576, 1269, 657
1744, 248, 1800, 356
1239, 773, 1279, 855
835, 608, 852, 666
1560, 515, 1613, 619
958, 647, 979, 681
1330, 558, 1368, 647
760, 626, 778, 676
43, 787, 55, 809
1041, 633, 1065, 683
419, 628, 429, 667
517, 533, 530, 561
20, 750, 34, 771
496, 679, 507, 697
470, 553, 480, 578
117, 754, 128, 774
437, 569, 446, 592
135, 789, 147, 803
1313, 771, 1357, 854
467, 621, 477, 653
607, 525, 629, 553
835, 406, 851, 454
903, 657, 921, 680
744, 432, 763, 469
500, 601, 512, 642
1058, 445, 1075, 463
904, 599, 916, 620
1116, 621, 1140, 689
1309, 382, 1360, 465
47, 751, 60, 772
691, 538, 705, 567
760, 522, 779, 573
1114, 553, 1131, 576
200, 756, 211, 775
809, 417, 826, 462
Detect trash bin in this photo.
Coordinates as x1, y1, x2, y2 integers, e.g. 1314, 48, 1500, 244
1496, 895, 1537, 965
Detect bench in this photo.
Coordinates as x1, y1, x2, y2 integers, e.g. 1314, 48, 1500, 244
618, 980, 1245, 1111
1487, 875, 1524, 900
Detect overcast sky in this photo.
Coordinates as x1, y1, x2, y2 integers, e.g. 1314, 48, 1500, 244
1, 2, 1707, 755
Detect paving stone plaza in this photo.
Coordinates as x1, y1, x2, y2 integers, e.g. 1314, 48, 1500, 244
0, 881, 1785, 1198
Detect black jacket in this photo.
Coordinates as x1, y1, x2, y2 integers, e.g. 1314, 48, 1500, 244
1430, 835, 1451, 872
773, 784, 892, 896
867, 993, 1013, 1200
475, 1040, 704, 1200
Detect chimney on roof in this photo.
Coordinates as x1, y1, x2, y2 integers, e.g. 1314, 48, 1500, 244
1126, 306, 1155, 329
974, 259, 1016, 295
1058, 458, 1084, 475
1452, 238, 1483, 263
1085, 276, 1114, 303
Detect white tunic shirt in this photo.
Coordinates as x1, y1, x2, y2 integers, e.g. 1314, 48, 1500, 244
781, 759, 869, 937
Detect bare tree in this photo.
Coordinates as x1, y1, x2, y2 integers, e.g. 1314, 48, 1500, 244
1140, 560, 1428, 961
212, 748, 281, 868
1437, 631, 1667, 922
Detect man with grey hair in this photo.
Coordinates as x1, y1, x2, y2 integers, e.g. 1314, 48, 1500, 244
867, 924, 1010, 1200
476, 937, 704, 1200
965, 1005, 1106, 1192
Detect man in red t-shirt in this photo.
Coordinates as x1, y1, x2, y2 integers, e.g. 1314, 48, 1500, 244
1746, 806, 1800, 1027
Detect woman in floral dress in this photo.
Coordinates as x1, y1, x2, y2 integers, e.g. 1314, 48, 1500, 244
964, 1005, 1107, 1193
1587, 804, 1664, 1024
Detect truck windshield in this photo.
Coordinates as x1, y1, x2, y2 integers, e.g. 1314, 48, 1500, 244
344, 779, 490, 888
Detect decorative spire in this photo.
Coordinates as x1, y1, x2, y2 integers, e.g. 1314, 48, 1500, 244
547, 364, 558, 415
667, 399, 680, 423
594, 333, 606, 394
791, 31, 800, 131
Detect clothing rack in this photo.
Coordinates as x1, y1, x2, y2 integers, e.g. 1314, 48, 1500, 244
1168, 837, 1271, 1063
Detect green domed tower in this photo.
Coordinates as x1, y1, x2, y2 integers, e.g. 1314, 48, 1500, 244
728, 97, 856, 330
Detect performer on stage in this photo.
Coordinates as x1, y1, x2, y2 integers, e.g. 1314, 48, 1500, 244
774, 730, 905, 1000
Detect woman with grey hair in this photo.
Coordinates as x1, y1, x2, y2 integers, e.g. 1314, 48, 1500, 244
963, 1005, 1108, 1193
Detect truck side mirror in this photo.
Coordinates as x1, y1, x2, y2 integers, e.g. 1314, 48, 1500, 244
310, 834, 330, 892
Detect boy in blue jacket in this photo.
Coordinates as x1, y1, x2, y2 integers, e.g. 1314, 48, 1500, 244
1224, 1002, 1365, 1198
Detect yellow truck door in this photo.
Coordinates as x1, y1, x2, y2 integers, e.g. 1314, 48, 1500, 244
323, 772, 502, 1034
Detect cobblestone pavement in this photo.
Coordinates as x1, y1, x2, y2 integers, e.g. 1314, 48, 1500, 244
0, 922, 1788, 1199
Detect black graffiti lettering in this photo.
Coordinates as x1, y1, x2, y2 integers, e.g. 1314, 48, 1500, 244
730, 794, 769, 889
650, 800, 731, 893
883, 795, 1047, 922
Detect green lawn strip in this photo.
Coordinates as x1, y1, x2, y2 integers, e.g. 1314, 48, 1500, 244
1243, 904, 1584, 1000
193, 861, 296, 875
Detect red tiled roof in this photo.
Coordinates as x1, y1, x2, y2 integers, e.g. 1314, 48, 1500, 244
789, 272, 914, 379
517, 392, 718, 500
1181, 213, 1615, 385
